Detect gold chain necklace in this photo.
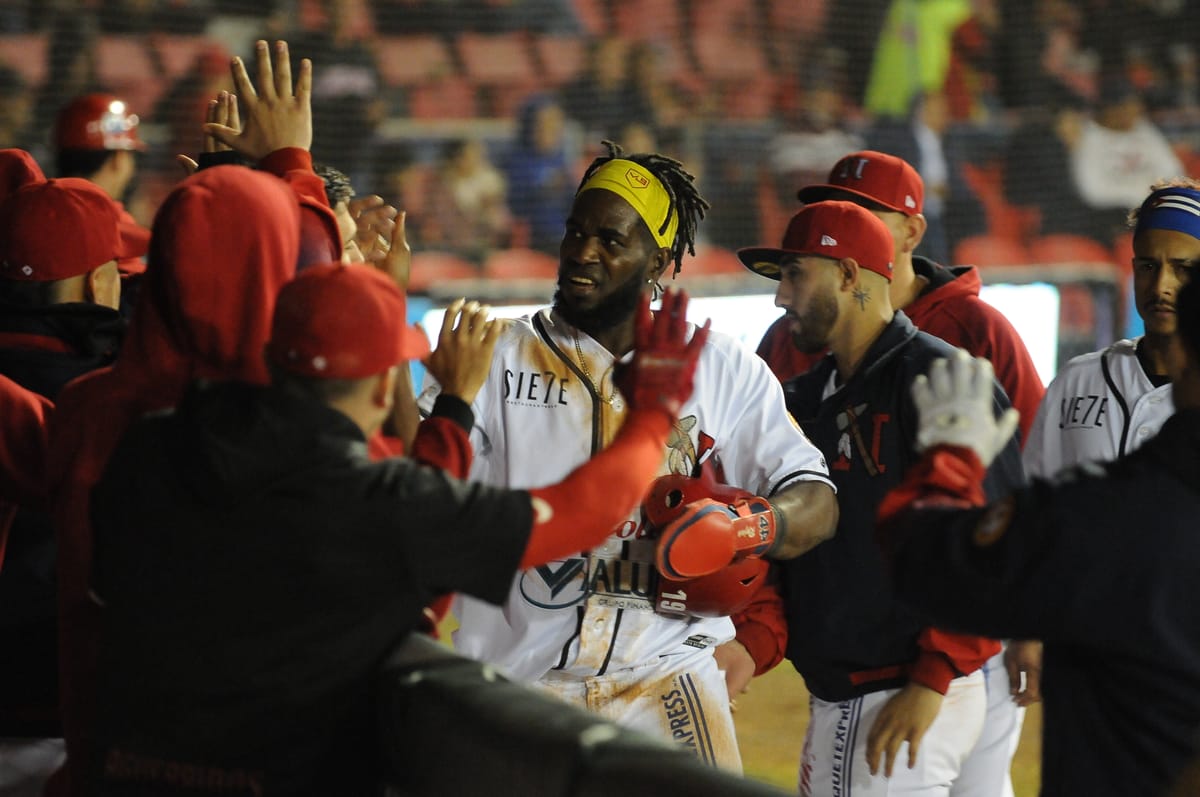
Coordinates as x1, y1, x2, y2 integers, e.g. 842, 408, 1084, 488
572, 331, 617, 406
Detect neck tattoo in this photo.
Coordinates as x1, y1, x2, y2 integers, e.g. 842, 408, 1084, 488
573, 330, 618, 405
853, 287, 870, 311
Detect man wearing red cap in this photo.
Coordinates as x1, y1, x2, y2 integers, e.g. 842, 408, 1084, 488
54, 94, 151, 280
84, 259, 710, 795
735, 200, 1025, 796
755, 150, 1045, 797
0, 175, 134, 794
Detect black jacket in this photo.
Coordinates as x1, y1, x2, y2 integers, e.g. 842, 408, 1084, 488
885, 409, 1200, 796
90, 382, 532, 796
780, 312, 1025, 702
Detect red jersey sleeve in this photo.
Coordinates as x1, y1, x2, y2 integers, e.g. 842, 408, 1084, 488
732, 575, 789, 676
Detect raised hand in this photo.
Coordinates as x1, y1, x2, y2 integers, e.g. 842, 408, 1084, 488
615, 288, 710, 417
911, 350, 1020, 467
204, 40, 312, 161
423, 299, 506, 406
349, 195, 399, 266
176, 90, 241, 175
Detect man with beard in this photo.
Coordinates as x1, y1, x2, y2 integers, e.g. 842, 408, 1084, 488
419, 141, 839, 769
737, 200, 1025, 796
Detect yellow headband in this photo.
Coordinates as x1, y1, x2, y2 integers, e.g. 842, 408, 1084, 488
578, 159, 678, 250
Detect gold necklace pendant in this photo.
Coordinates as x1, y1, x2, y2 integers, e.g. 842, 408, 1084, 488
572, 331, 617, 406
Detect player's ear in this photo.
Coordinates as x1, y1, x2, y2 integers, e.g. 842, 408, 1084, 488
903, 214, 928, 253
836, 257, 860, 291
371, 366, 398, 409
650, 246, 671, 283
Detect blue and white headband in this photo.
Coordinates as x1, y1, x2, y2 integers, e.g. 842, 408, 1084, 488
1134, 186, 1200, 241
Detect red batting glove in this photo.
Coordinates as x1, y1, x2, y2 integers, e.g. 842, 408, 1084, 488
654, 496, 778, 580
615, 288, 710, 418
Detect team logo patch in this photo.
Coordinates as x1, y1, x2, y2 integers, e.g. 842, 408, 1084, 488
972, 497, 1015, 547
519, 559, 587, 609
626, 168, 649, 189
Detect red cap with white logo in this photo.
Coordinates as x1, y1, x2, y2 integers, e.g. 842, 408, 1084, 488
736, 200, 895, 281
55, 93, 147, 152
797, 150, 923, 216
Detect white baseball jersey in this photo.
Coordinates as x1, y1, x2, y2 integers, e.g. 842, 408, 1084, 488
422, 308, 832, 681
1024, 338, 1174, 478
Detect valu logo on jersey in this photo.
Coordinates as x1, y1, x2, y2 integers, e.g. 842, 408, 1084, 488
519, 555, 658, 610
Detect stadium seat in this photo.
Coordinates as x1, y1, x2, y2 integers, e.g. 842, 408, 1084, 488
571, 0, 610, 35
680, 246, 746, 277
376, 36, 456, 87
691, 31, 769, 81
0, 34, 48, 87
952, 234, 1031, 267
482, 248, 559, 281
151, 34, 222, 82
407, 76, 478, 119
1028, 234, 1116, 266
96, 36, 166, 115
456, 33, 539, 86
409, 252, 480, 293
960, 161, 1041, 242
613, 0, 682, 41
532, 35, 587, 87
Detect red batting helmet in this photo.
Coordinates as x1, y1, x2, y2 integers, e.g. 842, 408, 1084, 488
55, 93, 147, 152
655, 558, 770, 619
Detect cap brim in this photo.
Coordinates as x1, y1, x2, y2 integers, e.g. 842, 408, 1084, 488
399, 323, 431, 361
796, 183, 907, 215
736, 247, 802, 280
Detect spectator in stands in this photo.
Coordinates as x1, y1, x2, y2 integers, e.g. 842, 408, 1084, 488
1003, 89, 1110, 243
561, 36, 644, 141
944, 0, 1001, 123
157, 44, 235, 172
0, 65, 33, 152
424, 138, 511, 263
867, 89, 985, 265
31, 13, 102, 151
290, 0, 385, 184
766, 65, 864, 207
505, 94, 576, 255
626, 41, 691, 132
1071, 77, 1185, 242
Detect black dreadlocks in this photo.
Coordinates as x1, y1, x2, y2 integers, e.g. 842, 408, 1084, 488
574, 140, 710, 278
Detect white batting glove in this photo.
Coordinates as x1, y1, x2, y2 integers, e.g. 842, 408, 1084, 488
911, 350, 1020, 468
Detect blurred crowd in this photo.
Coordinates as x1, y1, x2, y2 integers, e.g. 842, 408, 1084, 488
0, 0, 1197, 269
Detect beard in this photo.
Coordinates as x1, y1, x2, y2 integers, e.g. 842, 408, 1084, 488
552, 267, 648, 337
790, 287, 839, 354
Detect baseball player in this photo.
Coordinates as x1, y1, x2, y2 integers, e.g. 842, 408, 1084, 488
754, 150, 1046, 797
53, 93, 150, 281
735, 200, 1026, 796
877, 269, 1200, 794
420, 141, 839, 769
1024, 178, 1199, 478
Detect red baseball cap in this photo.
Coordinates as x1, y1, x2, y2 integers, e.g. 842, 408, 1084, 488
0, 178, 130, 281
54, 93, 147, 152
0, 148, 46, 201
797, 150, 923, 216
737, 200, 895, 281
267, 263, 430, 380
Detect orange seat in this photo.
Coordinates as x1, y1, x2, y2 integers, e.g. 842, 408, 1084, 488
482, 248, 559, 281
952, 234, 1031, 267
691, 30, 769, 80
681, 246, 746, 277
457, 33, 539, 86
959, 161, 1041, 242
376, 35, 456, 87
152, 34, 222, 82
533, 35, 586, 87
407, 76, 478, 119
408, 252, 480, 293
1028, 234, 1115, 266
1111, 231, 1135, 274
613, 0, 682, 41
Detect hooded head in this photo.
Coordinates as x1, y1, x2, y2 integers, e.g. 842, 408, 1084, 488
121, 165, 302, 387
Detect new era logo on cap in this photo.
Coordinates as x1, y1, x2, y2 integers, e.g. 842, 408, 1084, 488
820, 235, 837, 246
736, 200, 895, 282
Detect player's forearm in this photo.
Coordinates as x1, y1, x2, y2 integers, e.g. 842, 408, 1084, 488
766, 480, 839, 559
521, 409, 672, 568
